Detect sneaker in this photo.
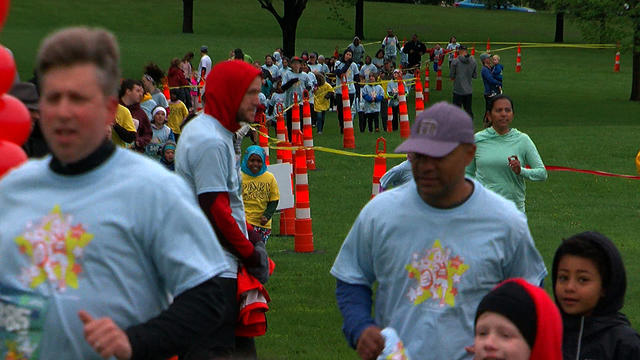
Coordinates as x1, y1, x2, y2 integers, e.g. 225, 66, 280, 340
317, 131, 323, 134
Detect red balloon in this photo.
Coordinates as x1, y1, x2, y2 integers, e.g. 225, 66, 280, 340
0, 94, 31, 145
0, 45, 16, 95
0, 139, 27, 178
0, 0, 8, 31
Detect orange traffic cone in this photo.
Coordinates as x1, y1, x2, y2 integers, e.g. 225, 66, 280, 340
614, 50, 620, 72
436, 69, 442, 91
341, 75, 356, 149
454, 49, 458, 59
516, 43, 522, 73
291, 93, 302, 146
414, 70, 424, 116
258, 114, 270, 166
301, 91, 316, 170
197, 69, 206, 112
471, 43, 475, 56
275, 104, 287, 164
397, 78, 410, 139
162, 77, 170, 101
293, 131, 314, 252
386, 105, 393, 133
486, 37, 491, 53
424, 67, 430, 103
279, 140, 295, 236
371, 137, 387, 199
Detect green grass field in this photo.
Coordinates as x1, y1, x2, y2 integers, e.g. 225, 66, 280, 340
2, 1, 640, 359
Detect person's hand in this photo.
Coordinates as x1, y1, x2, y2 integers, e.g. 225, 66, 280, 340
508, 156, 521, 174
260, 216, 269, 226
356, 325, 384, 360
246, 241, 270, 284
78, 310, 132, 360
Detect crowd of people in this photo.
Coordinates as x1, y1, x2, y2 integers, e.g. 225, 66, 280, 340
1, 25, 639, 360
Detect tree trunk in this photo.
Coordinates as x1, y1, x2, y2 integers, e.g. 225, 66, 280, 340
554, 12, 564, 43
182, 0, 194, 33
282, 21, 298, 58
355, 0, 364, 40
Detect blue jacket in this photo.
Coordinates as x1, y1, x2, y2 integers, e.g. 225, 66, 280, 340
481, 66, 502, 95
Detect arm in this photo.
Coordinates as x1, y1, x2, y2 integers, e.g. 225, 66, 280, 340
135, 117, 152, 150
79, 276, 228, 360
519, 137, 547, 181
113, 123, 136, 143
260, 200, 279, 225
336, 279, 378, 349
125, 276, 229, 359
198, 192, 269, 283
334, 61, 352, 76
450, 62, 457, 80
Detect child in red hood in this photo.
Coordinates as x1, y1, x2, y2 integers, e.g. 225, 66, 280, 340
473, 278, 563, 360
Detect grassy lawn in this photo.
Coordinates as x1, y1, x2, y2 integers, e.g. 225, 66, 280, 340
2, 1, 640, 359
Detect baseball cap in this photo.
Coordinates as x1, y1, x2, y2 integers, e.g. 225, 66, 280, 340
291, 56, 303, 63
480, 53, 491, 61
395, 102, 474, 157
458, 44, 468, 50
200, 45, 208, 52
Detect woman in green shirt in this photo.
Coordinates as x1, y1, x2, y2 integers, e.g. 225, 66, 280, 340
465, 95, 547, 212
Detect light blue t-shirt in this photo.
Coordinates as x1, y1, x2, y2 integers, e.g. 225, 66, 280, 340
335, 61, 359, 95
359, 64, 378, 82
362, 84, 385, 114
146, 125, 175, 159
331, 178, 547, 360
386, 80, 409, 107
0, 149, 229, 360
380, 159, 413, 189
140, 98, 158, 120
151, 90, 169, 109
176, 113, 248, 278
281, 70, 310, 107
262, 64, 280, 80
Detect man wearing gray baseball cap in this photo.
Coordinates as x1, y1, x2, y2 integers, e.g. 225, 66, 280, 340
331, 102, 547, 360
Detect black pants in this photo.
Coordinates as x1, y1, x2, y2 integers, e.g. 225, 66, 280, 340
365, 112, 380, 132
452, 93, 473, 120
358, 111, 367, 132
286, 105, 304, 141
336, 93, 355, 134
483, 94, 494, 128
389, 105, 399, 131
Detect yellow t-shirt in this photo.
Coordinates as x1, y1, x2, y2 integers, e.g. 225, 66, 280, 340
241, 171, 280, 229
314, 82, 335, 112
168, 100, 189, 134
112, 104, 136, 147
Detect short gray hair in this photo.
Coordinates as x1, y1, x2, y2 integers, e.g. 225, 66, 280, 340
37, 27, 121, 96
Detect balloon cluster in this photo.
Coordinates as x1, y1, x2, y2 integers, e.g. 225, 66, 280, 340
0, 0, 30, 178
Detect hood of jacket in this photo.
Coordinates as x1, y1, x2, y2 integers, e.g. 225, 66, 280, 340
204, 60, 261, 133
475, 127, 522, 143
241, 145, 267, 177
552, 231, 627, 317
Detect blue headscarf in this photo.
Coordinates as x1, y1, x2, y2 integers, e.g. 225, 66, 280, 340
241, 145, 267, 177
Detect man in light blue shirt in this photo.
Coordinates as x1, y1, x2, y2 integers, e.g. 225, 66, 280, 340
331, 102, 547, 360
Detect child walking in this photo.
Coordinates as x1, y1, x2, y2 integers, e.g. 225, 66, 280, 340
552, 231, 640, 359
168, 89, 189, 142
241, 146, 280, 244
362, 73, 385, 132
313, 73, 334, 134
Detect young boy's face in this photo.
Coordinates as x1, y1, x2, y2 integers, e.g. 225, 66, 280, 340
492, 56, 500, 65
164, 149, 175, 163
474, 312, 531, 360
153, 112, 166, 126
247, 153, 263, 175
555, 255, 604, 316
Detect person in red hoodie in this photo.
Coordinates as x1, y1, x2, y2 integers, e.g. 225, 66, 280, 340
175, 59, 269, 359
473, 278, 563, 360
168, 57, 192, 111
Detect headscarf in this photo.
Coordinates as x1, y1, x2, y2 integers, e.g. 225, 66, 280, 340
204, 60, 261, 133
241, 145, 267, 177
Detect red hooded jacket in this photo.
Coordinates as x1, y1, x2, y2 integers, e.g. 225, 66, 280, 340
204, 60, 261, 133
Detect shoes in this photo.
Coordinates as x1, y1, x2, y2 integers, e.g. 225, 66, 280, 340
317, 131, 323, 134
